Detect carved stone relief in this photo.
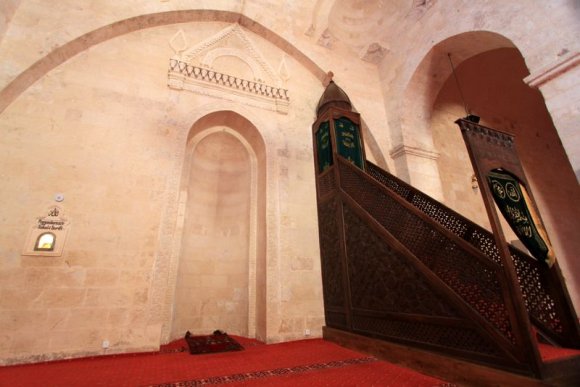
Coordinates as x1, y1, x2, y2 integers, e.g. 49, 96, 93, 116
408, 0, 437, 20
317, 28, 337, 49
360, 42, 388, 64
167, 24, 289, 114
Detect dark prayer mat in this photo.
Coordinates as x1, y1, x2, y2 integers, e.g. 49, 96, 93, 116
184, 330, 244, 355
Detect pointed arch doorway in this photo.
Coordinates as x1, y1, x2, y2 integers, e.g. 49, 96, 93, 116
170, 111, 267, 341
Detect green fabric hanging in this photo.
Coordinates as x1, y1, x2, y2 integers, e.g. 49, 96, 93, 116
316, 121, 332, 173
487, 170, 554, 266
335, 117, 364, 170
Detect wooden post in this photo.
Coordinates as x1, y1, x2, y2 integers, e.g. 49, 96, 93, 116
456, 118, 543, 376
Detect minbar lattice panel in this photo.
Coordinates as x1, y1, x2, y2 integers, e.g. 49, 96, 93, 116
340, 160, 514, 343
343, 205, 458, 317
365, 161, 565, 337
325, 311, 348, 330
318, 170, 336, 198
367, 162, 472, 243
318, 198, 346, 310
512, 254, 563, 334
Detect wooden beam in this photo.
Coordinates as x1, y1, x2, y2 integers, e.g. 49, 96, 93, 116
323, 326, 555, 387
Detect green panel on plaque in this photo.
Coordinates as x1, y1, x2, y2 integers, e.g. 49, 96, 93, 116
335, 117, 364, 170
487, 170, 550, 265
316, 121, 333, 173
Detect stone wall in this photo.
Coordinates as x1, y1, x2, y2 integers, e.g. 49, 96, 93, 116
0, 16, 367, 363
0, 0, 21, 45
378, 0, 579, 196
1, 0, 578, 365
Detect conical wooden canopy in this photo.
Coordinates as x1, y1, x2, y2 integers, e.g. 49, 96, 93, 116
316, 81, 352, 116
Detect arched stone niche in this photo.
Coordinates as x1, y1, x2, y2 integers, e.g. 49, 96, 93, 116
169, 111, 267, 342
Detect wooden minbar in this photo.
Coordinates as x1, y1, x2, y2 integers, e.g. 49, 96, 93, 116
311, 81, 580, 385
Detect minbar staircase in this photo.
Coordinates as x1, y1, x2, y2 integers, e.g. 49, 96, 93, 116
312, 82, 580, 386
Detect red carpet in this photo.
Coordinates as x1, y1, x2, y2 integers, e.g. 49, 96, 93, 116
538, 342, 580, 362
0, 337, 448, 386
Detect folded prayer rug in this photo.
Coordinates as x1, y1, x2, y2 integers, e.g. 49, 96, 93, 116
184, 330, 244, 355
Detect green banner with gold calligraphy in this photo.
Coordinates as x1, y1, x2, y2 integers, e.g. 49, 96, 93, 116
335, 117, 364, 170
487, 170, 554, 266
316, 121, 332, 173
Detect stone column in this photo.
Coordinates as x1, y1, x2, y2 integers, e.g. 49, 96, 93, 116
390, 143, 443, 201
524, 52, 580, 182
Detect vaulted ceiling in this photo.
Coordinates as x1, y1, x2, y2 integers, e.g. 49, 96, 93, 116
306, 0, 434, 63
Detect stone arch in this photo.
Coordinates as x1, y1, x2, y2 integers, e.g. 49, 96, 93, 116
429, 47, 580, 310
398, 29, 580, 311
0, 10, 326, 115
400, 31, 516, 150
391, 31, 516, 199
0, 10, 389, 169
168, 110, 267, 342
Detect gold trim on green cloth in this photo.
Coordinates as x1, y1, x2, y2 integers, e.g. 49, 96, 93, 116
487, 169, 555, 267
316, 121, 332, 173
335, 117, 364, 170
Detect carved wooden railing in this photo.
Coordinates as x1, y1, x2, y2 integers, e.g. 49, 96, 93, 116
317, 154, 580, 376
365, 161, 580, 348
331, 157, 529, 369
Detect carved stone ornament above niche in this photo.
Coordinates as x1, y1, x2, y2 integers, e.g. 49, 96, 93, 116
167, 24, 290, 114
22, 205, 70, 257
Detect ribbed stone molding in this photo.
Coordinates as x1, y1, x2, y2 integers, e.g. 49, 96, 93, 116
389, 144, 440, 161
168, 59, 289, 114
524, 51, 580, 88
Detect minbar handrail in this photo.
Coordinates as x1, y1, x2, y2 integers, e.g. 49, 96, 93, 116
335, 157, 523, 357
365, 159, 580, 348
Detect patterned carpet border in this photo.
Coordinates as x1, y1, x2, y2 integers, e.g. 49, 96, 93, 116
148, 356, 377, 386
